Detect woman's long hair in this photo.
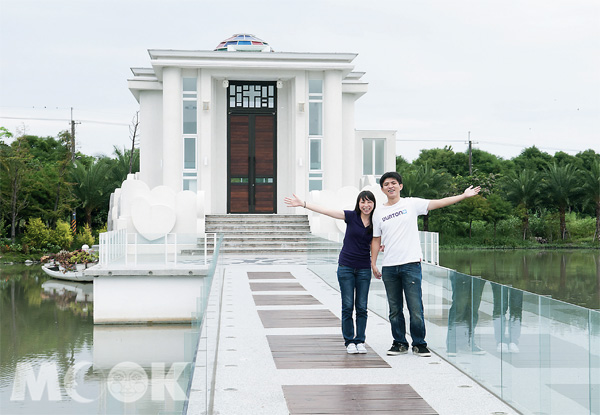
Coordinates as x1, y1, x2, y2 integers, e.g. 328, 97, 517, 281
354, 190, 376, 233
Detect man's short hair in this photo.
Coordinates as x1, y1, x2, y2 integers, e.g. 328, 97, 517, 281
380, 171, 403, 187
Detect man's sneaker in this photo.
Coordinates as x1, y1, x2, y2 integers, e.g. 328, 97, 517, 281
346, 343, 358, 354
509, 343, 520, 353
356, 343, 368, 354
497, 343, 509, 353
387, 342, 408, 355
471, 344, 486, 355
412, 345, 431, 357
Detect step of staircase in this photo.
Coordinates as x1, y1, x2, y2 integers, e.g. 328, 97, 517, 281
184, 214, 339, 254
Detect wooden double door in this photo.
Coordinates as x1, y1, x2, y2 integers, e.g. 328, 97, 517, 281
228, 113, 276, 213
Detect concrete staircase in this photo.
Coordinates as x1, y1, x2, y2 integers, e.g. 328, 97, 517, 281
195, 214, 338, 254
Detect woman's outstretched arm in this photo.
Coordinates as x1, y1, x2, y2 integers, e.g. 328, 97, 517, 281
284, 193, 345, 220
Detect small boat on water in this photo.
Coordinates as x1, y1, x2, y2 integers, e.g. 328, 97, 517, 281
41, 263, 95, 282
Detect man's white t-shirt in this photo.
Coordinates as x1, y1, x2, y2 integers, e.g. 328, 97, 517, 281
372, 197, 430, 267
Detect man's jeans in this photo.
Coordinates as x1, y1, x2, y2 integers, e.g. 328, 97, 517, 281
337, 265, 371, 346
381, 262, 427, 347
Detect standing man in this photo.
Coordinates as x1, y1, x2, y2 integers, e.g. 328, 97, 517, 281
371, 171, 480, 357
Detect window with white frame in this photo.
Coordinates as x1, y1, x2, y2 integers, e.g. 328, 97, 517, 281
182, 77, 198, 191
363, 138, 385, 178
308, 79, 323, 191
184, 137, 196, 170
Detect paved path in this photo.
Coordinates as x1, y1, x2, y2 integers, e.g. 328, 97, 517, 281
188, 259, 519, 415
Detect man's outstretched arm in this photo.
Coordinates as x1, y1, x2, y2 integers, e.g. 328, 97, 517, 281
428, 186, 481, 211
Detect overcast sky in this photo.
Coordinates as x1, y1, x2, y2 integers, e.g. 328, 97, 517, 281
1, 0, 598, 162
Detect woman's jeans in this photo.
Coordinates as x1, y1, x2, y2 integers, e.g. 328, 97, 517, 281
337, 265, 371, 346
381, 262, 427, 347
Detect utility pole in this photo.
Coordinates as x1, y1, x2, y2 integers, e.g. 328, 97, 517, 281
466, 131, 478, 176
70, 108, 76, 159
70, 107, 80, 234
468, 131, 472, 175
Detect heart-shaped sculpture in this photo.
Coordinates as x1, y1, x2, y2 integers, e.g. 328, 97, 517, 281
130, 197, 177, 241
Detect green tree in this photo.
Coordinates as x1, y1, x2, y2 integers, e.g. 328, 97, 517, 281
580, 160, 600, 241
502, 169, 540, 240
413, 146, 469, 176
21, 133, 74, 226
107, 146, 139, 189
513, 146, 553, 172
470, 149, 509, 175
483, 194, 513, 238
70, 158, 112, 227
456, 195, 489, 238
575, 149, 600, 172
395, 155, 410, 173
542, 163, 582, 240
0, 132, 35, 242
401, 163, 451, 231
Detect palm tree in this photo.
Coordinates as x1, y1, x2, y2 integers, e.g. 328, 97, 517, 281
109, 146, 139, 189
70, 158, 112, 227
502, 169, 540, 240
401, 163, 451, 230
542, 163, 582, 240
580, 160, 600, 241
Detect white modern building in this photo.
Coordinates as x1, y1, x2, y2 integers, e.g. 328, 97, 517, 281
126, 34, 396, 215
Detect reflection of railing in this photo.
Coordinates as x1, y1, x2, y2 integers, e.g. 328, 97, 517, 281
99, 228, 126, 265
419, 231, 439, 265
99, 231, 217, 266
307, 246, 599, 415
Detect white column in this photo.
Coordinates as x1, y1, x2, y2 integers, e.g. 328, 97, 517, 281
342, 93, 356, 187
294, 73, 308, 200
322, 70, 343, 191
162, 67, 182, 191
138, 90, 162, 188
198, 70, 212, 213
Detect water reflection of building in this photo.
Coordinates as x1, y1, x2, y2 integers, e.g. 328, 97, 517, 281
41, 280, 93, 314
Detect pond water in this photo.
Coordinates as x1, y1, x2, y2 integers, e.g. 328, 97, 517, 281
439, 249, 600, 310
0, 264, 197, 415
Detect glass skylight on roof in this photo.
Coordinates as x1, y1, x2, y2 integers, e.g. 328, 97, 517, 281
214, 34, 273, 52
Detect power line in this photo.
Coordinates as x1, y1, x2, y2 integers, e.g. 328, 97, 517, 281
0, 115, 129, 126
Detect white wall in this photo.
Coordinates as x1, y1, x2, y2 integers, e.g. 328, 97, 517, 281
94, 275, 207, 324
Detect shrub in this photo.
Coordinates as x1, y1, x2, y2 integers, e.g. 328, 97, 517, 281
69, 249, 99, 265
51, 220, 74, 250
22, 218, 51, 249
566, 214, 595, 240
73, 224, 95, 249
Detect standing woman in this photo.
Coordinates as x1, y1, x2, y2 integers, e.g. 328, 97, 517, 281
284, 191, 377, 354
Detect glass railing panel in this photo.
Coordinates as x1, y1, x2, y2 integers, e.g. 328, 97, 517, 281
538, 296, 595, 415
183, 233, 223, 415
306, 255, 598, 415
591, 309, 599, 415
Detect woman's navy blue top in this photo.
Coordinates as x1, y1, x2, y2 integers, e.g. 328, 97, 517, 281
337, 210, 373, 269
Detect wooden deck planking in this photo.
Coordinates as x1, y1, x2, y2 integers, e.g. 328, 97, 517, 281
258, 309, 339, 328
242, 269, 439, 415
252, 294, 322, 306
283, 384, 438, 414
267, 335, 390, 369
247, 271, 296, 279
249, 282, 306, 291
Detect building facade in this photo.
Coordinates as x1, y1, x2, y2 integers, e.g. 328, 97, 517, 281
127, 34, 395, 216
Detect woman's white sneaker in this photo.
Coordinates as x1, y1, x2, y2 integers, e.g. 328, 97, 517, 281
356, 343, 367, 354
346, 343, 358, 354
